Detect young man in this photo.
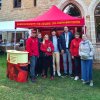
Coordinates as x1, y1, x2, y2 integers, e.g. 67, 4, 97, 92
50, 29, 61, 76
26, 29, 39, 82
59, 26, 74, 77
36, 33, 43, 76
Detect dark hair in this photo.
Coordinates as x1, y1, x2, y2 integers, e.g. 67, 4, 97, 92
51, 28, 57, 33
75, 32, 80, 36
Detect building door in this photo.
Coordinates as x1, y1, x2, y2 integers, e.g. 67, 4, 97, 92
95, 2, 100, 42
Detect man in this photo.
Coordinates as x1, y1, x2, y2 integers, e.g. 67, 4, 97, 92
50, 29, 61, 77
59, 26, 73, 77
26, 29, 39, 82
36, 32, 43, 76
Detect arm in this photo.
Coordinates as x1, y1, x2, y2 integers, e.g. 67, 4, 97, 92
79, 43, 82, 56
50, 42, 54, 52
89, 41, 94, 56
26, 39, 32, 56
59, 34, 64, 54
70, 40, 74, 56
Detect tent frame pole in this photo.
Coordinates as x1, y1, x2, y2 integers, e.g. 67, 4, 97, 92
14, 29, 16, 50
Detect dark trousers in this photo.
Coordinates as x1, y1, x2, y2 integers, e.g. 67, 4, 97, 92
43, 55, 53, 77
74, 56, 81, 76
36, 56, 43, 75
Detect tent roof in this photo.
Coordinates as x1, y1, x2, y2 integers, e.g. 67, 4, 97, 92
15, 5, 84, 28
0, 21, 29, 32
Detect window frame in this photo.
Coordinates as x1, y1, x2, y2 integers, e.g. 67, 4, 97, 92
0, 0, 2, 10
13, 0, 21, 8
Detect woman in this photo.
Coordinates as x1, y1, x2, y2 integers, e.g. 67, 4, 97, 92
70, 32, 82, 80
40, 34, 54, 80
79, 34, 94, 86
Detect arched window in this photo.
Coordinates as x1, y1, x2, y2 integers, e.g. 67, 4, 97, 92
0, 0, 2, 10
95, 2, 100, 42
63, 3, 81, 17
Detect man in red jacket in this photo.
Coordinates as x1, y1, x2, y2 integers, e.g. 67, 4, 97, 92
26, 29, 39, 82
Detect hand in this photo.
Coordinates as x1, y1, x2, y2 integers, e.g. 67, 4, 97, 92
47, 47, 51, 52
61, 50, 64, 54
72, 56, 74, 59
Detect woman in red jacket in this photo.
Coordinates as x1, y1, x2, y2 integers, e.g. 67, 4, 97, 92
70, 32, 82, 81
40, 34, 54, 80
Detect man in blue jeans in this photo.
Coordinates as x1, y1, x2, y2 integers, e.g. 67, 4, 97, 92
59, 26, 74, 77
26, 29, 39, 82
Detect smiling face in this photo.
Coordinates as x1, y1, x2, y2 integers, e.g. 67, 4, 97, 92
75, 34, 80, 39
64, 26, 68, 33
82, 34, 87, 41
38, 33, 42, 38
51, 31, 56, 36
31, 32, 37, 37
44, 34, 49, 40
75, 32, 80, 39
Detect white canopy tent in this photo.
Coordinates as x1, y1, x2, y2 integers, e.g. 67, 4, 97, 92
0, 21, 30, 50
0, 21, 29, 32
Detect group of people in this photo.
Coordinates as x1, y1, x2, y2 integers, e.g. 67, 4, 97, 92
26, 26, 94, 86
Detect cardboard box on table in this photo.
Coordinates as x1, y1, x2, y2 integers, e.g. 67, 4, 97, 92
7, 50, 29, 83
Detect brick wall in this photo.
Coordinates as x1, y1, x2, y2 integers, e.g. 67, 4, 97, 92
0, 0, 59, 21
0, 0, 92, 21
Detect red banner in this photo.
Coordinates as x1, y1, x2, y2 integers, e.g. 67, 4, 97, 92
15, 19, 84, 28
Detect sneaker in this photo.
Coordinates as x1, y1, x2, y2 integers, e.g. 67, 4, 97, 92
53, 72, 55, 76
90, 81, 93, 87
50, 76, 54, 80
74, 76, 79, 81
82, 81, 89, 84
57, 72, 61, 77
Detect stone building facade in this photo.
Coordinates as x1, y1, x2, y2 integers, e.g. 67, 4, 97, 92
0, 0, 100, 44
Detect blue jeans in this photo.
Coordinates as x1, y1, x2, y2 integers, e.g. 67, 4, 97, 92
30, 56, 37, 78
62, 49, 72, 74
81, 59, 93, 81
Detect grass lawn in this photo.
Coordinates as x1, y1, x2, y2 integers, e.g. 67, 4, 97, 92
0, 54, 100, 100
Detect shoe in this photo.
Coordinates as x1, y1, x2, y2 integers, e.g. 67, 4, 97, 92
74, 76, 79, 81
69, 74, 74, 78
62, 73, 68, 76
82, 81, 89, 84
81, 79, 84, 81
31, 78, 36, 83
57, 72, 61, 77
42, 75, 47, 79
36, 74, 39, 77
53, 72, 55, 76
90, 81, 93, 87
50, 76, 54, 80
